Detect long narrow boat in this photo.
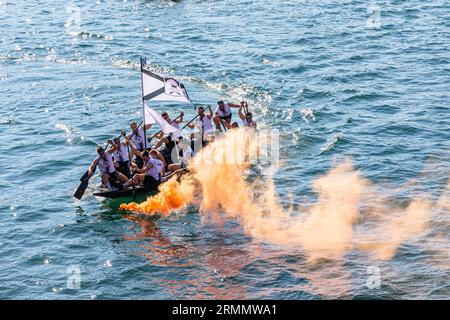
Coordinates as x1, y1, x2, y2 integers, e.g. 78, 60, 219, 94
74, 57, 199, 201
93, 185, 153, 199
93, 168, 188, 199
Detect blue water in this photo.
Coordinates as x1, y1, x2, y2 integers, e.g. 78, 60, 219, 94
0, 0, 449, 299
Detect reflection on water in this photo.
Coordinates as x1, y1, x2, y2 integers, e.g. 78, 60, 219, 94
122, 214, 356, 299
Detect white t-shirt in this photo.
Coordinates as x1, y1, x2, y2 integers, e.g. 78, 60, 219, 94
215, 103, 232, 118
243, 119, 257, 128
196, 114, 213, 132
113, 143, 129, 162
145, 158, 164, 181
98, 152, 115, 174
129, 127, 147, 150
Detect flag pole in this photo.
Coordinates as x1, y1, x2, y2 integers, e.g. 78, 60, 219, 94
140, 57, 148, 150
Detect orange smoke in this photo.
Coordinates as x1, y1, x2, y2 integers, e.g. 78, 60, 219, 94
120, 128, 448, 262
119, 175, 195, 217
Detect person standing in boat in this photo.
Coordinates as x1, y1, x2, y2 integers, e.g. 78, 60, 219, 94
127, 121, 153, 168
123, 149, 164, 190
238, 105, 257, 129
109, 137, 131, 178
88, 146, 128, 190
188, 105, 214, 145
212, 100, 243, 131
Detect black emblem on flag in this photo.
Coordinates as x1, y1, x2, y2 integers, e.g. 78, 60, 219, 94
164, 78, 185, 98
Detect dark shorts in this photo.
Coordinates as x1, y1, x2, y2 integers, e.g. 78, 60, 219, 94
220, 114, 232, 122
108, 171, 118, 181
144, 175, 160, 190
117, 161, 131, 178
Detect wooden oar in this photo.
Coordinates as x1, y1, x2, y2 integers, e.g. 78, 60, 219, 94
218, 117, 228, 132
181, 113, 200, 130
73, 121, 143, 200
73, 146, 108, 200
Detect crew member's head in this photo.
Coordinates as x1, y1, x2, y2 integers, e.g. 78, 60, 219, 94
198, 106, 205, 116
113, 137, 120, 145
231, 122, 239, 128
97, 146, 106, 158
141, 150, 150, 161
246, 112, 253, 122
130, 121, 138, 132
149, 149, 159, 159
161, 112, 170, 122
217, 100, 225, 111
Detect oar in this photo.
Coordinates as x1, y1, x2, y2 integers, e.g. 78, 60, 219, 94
218, 117, 228, 132
73, 145, 108, 200
181, 113, 200, 130
73, 121, 143, 200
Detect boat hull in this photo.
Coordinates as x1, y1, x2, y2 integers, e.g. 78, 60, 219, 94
92, 168, 189, 199
93, 185, 156, 199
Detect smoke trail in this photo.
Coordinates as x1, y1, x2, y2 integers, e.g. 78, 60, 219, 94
120, 128, 447, 262
119, 175, 195, 217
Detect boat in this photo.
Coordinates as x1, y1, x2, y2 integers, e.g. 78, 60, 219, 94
92, 168, 188, 199
93, 185, 153, 199
73, 57, 206, 201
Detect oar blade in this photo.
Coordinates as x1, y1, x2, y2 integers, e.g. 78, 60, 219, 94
79, 170, 90, 181
73, 178, 89, 200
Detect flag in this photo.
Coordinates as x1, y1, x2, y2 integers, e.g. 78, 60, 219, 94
141, 69, 193, 105
144, 104, 178, 134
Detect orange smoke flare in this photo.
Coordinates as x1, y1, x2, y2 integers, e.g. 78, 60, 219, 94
119, 175, 195, 217
119, 128, 448, 262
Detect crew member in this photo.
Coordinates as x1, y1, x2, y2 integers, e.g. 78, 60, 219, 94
88, 146, 128, 190
109, 137, 131, 178
212, 100, 242, 131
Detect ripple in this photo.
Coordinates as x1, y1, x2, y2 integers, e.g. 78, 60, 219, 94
0, 0, 448, 300
319, 133, 344, 154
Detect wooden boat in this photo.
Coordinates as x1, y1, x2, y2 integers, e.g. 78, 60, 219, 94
92, 168, 188, 199
93, 185, 153, 199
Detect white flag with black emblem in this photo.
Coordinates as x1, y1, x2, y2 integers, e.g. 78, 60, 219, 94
141, 69, 193, 105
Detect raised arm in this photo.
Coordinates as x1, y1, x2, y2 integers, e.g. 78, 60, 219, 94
126, 137, 142, 158
175, 112, 184, 124
238, 106, 245, 120
107, 140, 118, 154
228, 102, 242, 108
207, 106, 213, 119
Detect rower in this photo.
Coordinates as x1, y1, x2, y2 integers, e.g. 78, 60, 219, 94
168, 138, 193, 173
127, 121, 152, 168
88, 146, 128, 190
212, 100, 242, 131
188, 106, 214, 145
123, 149, 164, 190
109, 137, 131, 178
238, 105, 257, 129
